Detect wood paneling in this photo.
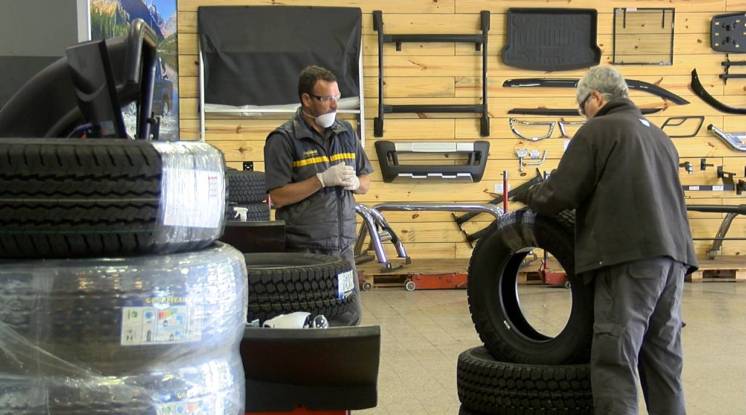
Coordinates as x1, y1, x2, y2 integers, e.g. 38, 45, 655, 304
178, 0, 746, 260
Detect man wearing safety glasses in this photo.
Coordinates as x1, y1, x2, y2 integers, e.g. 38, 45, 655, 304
516, 65, 697, 415
264, 65, 373, 325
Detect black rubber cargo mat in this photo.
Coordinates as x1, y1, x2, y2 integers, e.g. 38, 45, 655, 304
711, 12, 746, 53
501, 8, 600, 71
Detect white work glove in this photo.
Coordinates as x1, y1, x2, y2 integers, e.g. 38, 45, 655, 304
316, 163, 355, 188
344, 175, 360, 191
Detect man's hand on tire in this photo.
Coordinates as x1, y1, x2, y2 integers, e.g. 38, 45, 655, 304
317, 163, 355, 188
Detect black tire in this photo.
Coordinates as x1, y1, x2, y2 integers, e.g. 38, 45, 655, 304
457, 347, 592, 415
244, 253, 360, 327
225, 202, 270, 222
0, 242, 247, 374
0, 139, 226, 258
0, 354, 245, 414
467, 208, 593, 364
226, 169, 266, 204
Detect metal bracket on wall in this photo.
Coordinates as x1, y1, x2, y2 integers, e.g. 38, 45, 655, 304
708, 124, 746, 151
720, 56, 746, 83
372, 10, 490, 137
515, 148, 547, 174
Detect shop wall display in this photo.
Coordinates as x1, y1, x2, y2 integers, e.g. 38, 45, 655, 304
91, 0, 179, 140
176, 0, 746, 259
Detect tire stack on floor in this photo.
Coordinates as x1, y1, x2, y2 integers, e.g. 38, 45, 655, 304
225, 168, 270, 222
459, 209, 595, 414
0, 139, 248, 414
223, 169, 361, 327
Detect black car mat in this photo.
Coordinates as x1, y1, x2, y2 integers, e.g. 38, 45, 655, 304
501, 8, 601, 71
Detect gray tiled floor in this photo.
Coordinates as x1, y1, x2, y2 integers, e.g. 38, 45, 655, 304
356, 283, 746, 415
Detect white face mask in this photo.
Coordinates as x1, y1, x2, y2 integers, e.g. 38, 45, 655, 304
315, 111, 336, 129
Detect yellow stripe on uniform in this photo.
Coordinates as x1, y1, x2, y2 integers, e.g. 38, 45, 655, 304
330, 153, 356, 162
292, 155, 329, 167
292, 153, 356, 167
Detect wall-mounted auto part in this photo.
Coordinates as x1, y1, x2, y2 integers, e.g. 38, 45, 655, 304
508, 118, 585, 140
691, 69, 746, 114
198, 6, 365, 141
687, 204, 746, 258
613, 8, 675, 65
515, 148, 547, 174
711, 12, 746, 53
508, 119, 554, 141
558, 120, 585, 138
679, 161, 694, 174
501, 8, 600, 71
374, 141, 490, 183
682, 183, 746, 193
720, 57, 746, 83
508, 107, 665, 116
503, 78, 689, 105
682, 164, 746, 194
660, 116, 704, 138
373, 10, 490, 137
708, 124, 746, 151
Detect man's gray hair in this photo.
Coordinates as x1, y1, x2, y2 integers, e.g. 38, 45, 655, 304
576, 65, 629, 104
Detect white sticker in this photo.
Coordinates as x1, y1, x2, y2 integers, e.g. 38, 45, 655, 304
162, 168, 223, 229
713, 185, 724, 191
688, 186, 700, 191
156, 396, 220, 415
121, 300, 202, 346
337, 270, 355, 299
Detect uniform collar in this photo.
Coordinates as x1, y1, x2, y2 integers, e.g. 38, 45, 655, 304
291, 107, 347, 141
595, 97, 641, 118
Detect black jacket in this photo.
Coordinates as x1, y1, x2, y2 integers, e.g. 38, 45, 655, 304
524, 98, 697, 274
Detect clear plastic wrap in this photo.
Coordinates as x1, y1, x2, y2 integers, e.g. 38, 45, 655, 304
0, 139, 228, 259
0, 354, 244, 414
0, 242, 247, 376
152, 141, 227, 250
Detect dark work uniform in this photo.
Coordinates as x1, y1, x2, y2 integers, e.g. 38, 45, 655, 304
264, 109, 373, 314
523, 98, 697, 415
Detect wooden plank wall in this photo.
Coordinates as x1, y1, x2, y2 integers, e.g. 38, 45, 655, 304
178, 0, 746, 260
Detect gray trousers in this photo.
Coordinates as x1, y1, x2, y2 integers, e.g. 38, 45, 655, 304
590, 256, 687, 415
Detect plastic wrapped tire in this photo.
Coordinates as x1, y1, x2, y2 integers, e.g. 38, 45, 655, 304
226, 169, 266, 204
0, 354, 245, 414
457, 347, 592, 415
244, 253, 360, 326
0, 242, 248, 375
0, 139, 226, 258
467, 209, 593, 364
225, 202, 271, 222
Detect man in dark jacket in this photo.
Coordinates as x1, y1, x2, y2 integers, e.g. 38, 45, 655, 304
264, 66, 373, 323
518, 66, 697, 415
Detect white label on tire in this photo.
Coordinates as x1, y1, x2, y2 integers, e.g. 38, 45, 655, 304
121, 300, 202, 346
337, 270, 354, 299
162, 168, 223, 229
156, 396, 220, 415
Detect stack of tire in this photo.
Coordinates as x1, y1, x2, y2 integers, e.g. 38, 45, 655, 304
224, 168, 361, 327
460, 209, 595, 414
225, 168, 270, 222
0, 139, 248, 414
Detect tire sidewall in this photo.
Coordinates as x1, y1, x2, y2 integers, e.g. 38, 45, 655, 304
467, 209, 594, 364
